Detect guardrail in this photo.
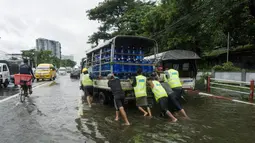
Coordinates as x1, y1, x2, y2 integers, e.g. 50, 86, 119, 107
207, 76, 254, 102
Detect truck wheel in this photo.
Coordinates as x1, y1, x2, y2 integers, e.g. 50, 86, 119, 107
3, 80, 9, 88
36, 79, 40, 82
99, 92, 108, 105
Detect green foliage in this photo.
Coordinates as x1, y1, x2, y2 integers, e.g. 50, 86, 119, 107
87, 0, 254, 56
61, 59, 76, 68
22, 49, 76, 68
213, 62, 241, 71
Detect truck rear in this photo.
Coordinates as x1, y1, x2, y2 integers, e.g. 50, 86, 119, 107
81, 35, 157, 104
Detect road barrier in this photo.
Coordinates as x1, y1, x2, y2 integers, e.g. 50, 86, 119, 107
207, 76, 254, 102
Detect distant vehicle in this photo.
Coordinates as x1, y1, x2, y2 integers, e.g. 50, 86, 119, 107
70, 68, 80, 79
0, 63, 10, 88
58, 67, 67, 75
66, 67, 72, 73
0, 60, 21, 87
32, 68, 36, 74
35, 63, 57, 81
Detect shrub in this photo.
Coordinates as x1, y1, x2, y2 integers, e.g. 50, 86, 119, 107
213, 62, 241, 71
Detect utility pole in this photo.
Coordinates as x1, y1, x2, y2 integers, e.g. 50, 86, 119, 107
227, 32, 230, 62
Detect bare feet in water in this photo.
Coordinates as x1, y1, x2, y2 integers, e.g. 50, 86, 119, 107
170, 118, 178, 123
115, 118, 119, 121
122, 123, 131, 126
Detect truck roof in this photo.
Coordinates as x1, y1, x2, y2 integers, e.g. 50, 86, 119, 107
145, 50, 201, 61
86, 35, 156, 55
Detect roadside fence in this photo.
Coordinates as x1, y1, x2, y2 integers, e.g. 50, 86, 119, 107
207, 76, 254, 102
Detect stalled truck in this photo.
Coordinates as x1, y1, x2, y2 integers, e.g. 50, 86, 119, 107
80, 35, 158, 104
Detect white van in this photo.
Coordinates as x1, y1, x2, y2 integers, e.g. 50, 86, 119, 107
0, 63, 10, 88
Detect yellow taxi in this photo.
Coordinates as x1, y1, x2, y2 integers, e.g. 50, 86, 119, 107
35, 64, 57, 81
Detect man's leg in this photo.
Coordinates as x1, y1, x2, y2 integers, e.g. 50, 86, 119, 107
147, 107, 152, 117
86, 96, 92, 108
136, 97, 148, 116
28, 85, 32, 94
165, 110, 178, 122
119, 107, 130, 125
119, 98, 130, 125
115, 111, 120, 121
178, 109, 190, 119
160, 97, 177, 122
138, 106, 148, 116
114, 99, 119, 121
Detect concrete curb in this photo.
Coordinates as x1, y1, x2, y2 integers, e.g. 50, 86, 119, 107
186, 90, 255, 106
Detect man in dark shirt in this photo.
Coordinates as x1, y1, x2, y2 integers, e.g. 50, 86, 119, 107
107, 73, 130, 126
19, 59, 35, 94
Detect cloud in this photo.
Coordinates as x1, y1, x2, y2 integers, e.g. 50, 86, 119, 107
0, 0, 102, 62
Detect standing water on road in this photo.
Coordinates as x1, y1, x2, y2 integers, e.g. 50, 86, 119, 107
0, 75, 255, 143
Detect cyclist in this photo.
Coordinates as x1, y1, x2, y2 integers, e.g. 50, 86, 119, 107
19, 59, 35, 94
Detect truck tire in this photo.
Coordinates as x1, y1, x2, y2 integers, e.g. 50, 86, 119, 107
3, 79, 9, 88
99, 92, 108, 105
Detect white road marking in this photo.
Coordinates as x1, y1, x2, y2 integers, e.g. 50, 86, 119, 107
0, 82, 52, 104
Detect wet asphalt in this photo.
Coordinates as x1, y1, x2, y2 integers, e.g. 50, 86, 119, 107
0, 75, 86, 143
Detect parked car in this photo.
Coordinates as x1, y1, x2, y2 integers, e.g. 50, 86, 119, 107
35, 63, 57, 81
0, 63, 10, 88
58, 67, 67, 75
70, 68, 80, 79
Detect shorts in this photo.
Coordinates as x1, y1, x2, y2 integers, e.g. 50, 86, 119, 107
158, 97, 169, 113
114, 98, 124, 111
168, 95, 182, 112
172, 87, 183, 101
136, 96, 148, 107
83, 86, 93, 97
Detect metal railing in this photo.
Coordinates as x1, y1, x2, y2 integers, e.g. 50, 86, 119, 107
207, 76, 254, 102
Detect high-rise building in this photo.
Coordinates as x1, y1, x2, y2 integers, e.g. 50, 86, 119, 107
36, 38, 61, 59
61, 55, 74, 61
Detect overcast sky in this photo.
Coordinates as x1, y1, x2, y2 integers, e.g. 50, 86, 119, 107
0, 0, 102, 62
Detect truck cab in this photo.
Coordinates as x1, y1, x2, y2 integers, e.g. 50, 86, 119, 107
145, 50, 200, 90
0, 63, 10, 88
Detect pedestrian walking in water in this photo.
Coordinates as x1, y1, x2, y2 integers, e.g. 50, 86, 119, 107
148, 75, 177, 122
132, 68, 152, 117
81, 68, 93, 108
107, 74, 130, 126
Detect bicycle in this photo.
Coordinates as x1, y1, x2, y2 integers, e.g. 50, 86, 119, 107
14, 74, 33, 103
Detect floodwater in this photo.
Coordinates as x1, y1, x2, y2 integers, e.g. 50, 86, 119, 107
77, 95, 255, 143
0, 75, 255, 143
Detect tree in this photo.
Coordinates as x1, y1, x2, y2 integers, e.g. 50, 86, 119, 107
86, 0, 144, 47
61, 59, 76, 67
87, 0, 255, 56
22, 49, 36, 67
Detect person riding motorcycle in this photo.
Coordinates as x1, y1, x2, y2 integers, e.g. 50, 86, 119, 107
19, 59, 35, 94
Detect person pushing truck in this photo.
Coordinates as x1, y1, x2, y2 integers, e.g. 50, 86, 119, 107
132, 68, 152, 117
148, 75, 177, 122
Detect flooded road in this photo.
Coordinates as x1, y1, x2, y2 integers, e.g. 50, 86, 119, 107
0, 81, 48, 100
0, 75, 255, 143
